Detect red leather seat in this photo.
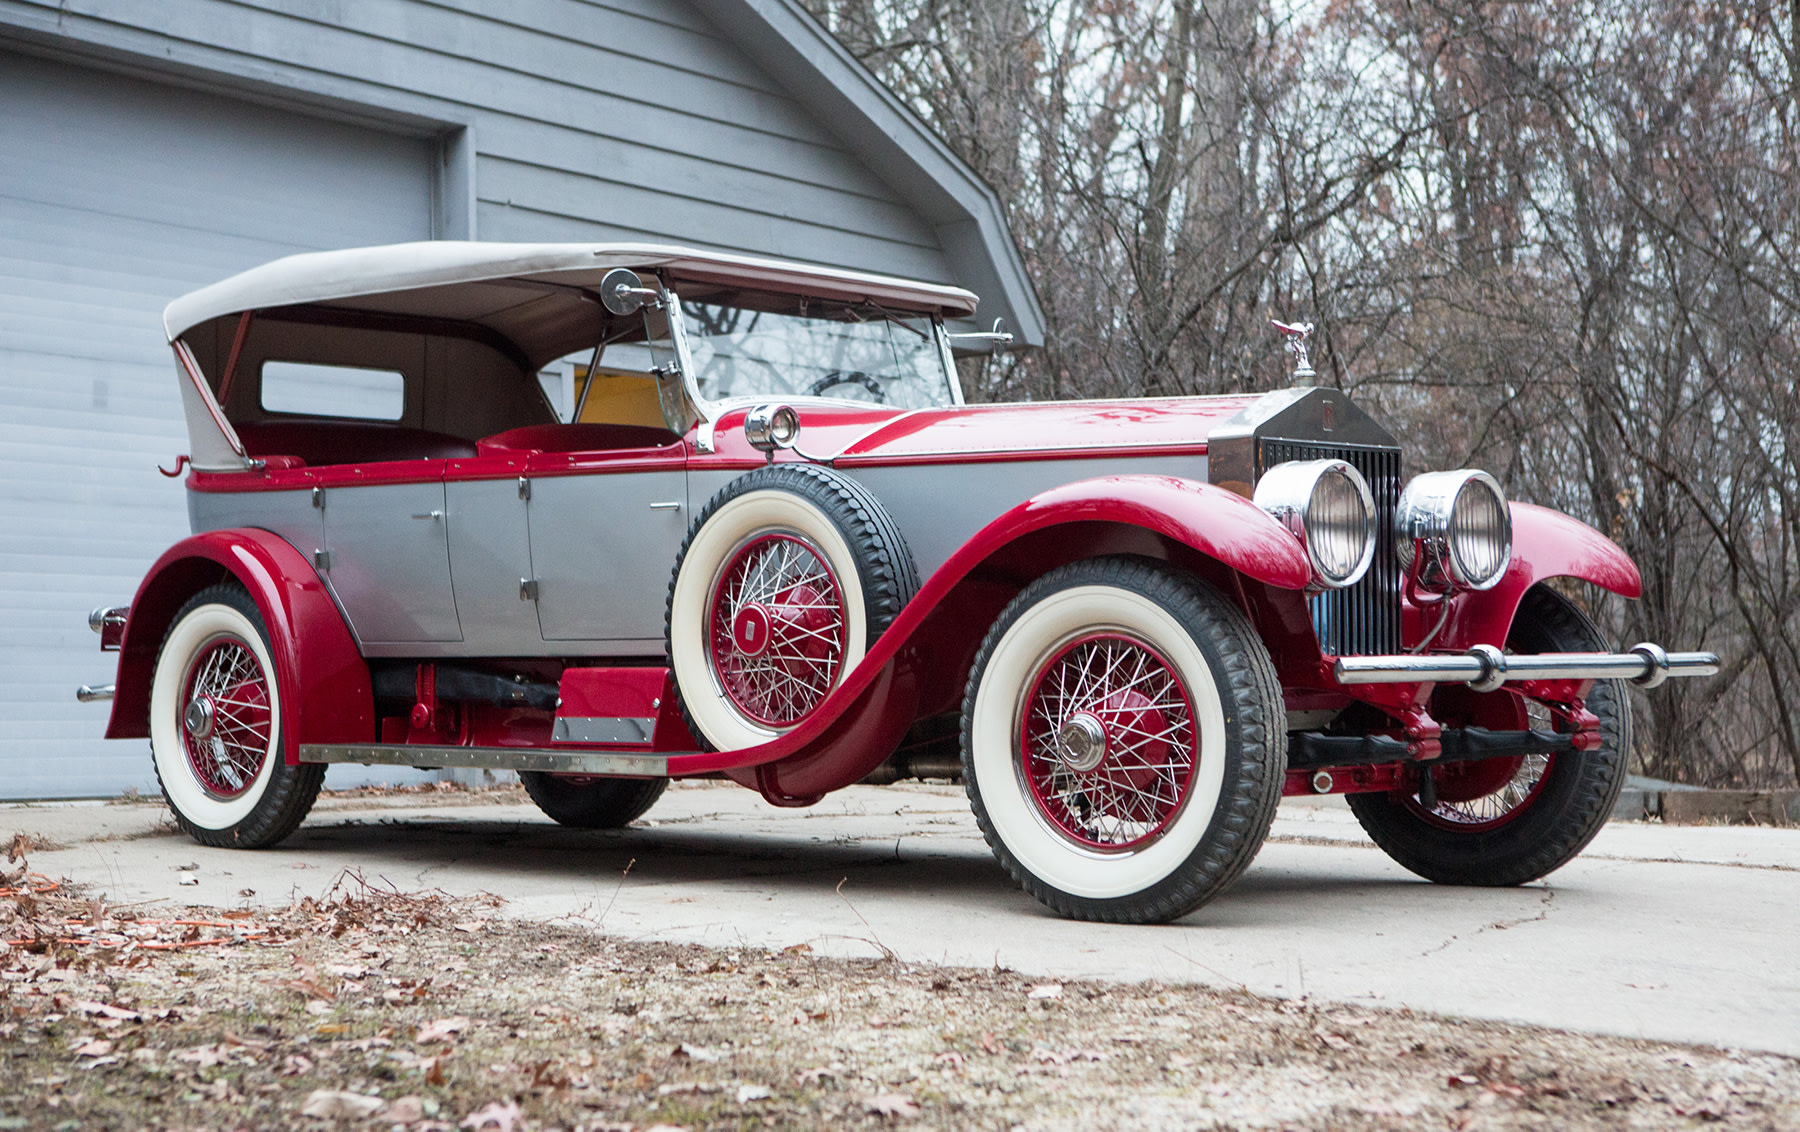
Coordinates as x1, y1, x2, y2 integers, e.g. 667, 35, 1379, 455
235, 420, 478, 466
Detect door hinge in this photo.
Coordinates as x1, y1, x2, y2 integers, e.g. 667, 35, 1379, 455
311, 487, 325, 510
313, 549, 332, 571
519, 578, 539, 602
518, 476, 531, 501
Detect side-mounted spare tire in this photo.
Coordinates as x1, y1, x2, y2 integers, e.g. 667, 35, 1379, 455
665, 463, 919, 751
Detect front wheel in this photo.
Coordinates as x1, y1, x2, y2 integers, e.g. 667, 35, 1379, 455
1346, 585, 1631, 886
150, 585, 323, 848
961, 558, 1286, 924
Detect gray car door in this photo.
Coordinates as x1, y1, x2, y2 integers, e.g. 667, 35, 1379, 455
443, 465, 540, 655
525, 446, 688, 646
319, 475, 463, 643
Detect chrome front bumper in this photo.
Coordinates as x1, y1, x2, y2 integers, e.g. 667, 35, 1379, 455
1334, 643, 1718, 692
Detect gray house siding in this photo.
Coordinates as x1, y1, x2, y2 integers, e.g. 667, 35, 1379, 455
0, 0, 1041, 800
0, 49, 438, 798
0, 0, 980, 289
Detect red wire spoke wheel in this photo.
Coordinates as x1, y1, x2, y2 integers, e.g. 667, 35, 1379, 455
707, 533, 848, 727
1347, 585, 1631, 887
1405, 753, 1554, 832
178, 635, 274, 799
1019, 633, 1197, 850
150, 585, 324, 849
962, 557, 1285, 924
667, 464, 917, 752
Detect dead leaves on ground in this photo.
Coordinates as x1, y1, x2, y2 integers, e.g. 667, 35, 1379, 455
864, 1092, 921, 1118
418, 1015, 472, 1044
1, 853, 505, 976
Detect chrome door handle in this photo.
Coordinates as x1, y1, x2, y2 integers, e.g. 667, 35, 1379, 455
411, 510, 444, 521
649, 501, 682, 511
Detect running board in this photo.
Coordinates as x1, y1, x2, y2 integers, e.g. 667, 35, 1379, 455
300, 744, 670, 777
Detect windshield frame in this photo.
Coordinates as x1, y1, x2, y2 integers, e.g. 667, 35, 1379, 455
664, 292, 964, 424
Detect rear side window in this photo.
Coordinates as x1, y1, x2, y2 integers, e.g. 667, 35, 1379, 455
260, 361, 404, 420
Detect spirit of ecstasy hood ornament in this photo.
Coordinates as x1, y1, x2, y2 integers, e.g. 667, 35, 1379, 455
1270, 320, 1316, 387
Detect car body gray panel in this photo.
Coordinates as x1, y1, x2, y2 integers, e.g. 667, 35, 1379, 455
190, 454, 1202, 662
688, 455, 1204, 583
321, 482, 463, 643
445, 477, 543, 655
846, 456, 1206, 578
528, 469, 690, 642
188, 487, 324, 563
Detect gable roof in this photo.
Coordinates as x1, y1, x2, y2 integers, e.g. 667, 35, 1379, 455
693, 0, 1045, 346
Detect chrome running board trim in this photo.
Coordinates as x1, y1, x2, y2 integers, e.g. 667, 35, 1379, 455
300, 744, 669, 777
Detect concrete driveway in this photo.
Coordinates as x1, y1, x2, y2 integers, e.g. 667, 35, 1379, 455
9, 782, 1798, 1058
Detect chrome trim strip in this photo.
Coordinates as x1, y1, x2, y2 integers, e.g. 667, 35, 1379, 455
76, 684, 116, 703
935, 319, 967, 405
300, 744, 669, 776
1334, 646, 1720, 688
552, 716, 657, 744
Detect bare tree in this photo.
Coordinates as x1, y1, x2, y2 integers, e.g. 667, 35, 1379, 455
803, 0, 1800, 787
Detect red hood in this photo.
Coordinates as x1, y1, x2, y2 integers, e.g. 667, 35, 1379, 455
705, 396, 1267, 466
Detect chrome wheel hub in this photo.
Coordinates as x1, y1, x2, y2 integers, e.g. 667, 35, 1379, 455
1057, 712, 1109, 773
184, 696, 215, 741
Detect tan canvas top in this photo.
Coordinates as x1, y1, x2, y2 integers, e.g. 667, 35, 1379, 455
162, 241, 981, 342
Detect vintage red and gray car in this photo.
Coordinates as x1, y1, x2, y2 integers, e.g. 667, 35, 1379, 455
81, 241, 1717, 923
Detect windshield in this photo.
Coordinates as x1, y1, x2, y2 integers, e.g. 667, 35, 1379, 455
679, 301, 956, 409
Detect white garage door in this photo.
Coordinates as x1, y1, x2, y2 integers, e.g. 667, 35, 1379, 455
0, 51, 435, 798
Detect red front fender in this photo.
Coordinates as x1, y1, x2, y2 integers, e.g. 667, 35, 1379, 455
107, 530, 373, 765
1441, 502, 1643, 649
1004, 475, 1314, 589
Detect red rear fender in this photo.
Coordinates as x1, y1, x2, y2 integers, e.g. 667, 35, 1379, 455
106, 530, 373, 764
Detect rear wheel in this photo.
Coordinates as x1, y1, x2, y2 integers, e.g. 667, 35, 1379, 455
961, 558, 1285, 924
1347, 585, 1630, 885
150, 584, 323, 848
519, 773, 667, 829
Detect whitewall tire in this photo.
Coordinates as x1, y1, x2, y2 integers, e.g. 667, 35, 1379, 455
150, 585, 323, 848
666, 465, 917, 752
961, 558, 1285, 923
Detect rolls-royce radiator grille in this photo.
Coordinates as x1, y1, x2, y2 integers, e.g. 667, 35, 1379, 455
1260, 439, 1402, 656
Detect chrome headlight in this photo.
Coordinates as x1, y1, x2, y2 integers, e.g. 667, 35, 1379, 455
1395, 470, 1512, 591
1254, 459, 1376, 589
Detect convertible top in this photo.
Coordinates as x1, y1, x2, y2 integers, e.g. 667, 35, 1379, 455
162, 241, 981, 343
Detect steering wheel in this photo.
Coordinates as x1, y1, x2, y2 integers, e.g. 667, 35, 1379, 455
805, 370, 886, 403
